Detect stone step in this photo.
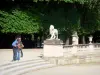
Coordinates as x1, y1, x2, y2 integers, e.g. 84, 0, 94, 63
8, 64, 55, 75
0, 58, 42, 67
0, 58, 55, 75
0, 59, 45, 71
2, 61, 49, 74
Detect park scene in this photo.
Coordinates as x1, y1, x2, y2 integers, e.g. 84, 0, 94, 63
0, 0, 100, 75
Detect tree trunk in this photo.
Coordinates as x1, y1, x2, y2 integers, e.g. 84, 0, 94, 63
82, 36, 86, 44
65, 38, 69, 45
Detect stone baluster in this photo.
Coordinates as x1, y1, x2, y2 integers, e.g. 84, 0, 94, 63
88, 36, 94, 52
72, 31, 79, 54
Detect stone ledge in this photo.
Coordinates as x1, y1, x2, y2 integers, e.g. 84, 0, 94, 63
44, 39, 63, 45
43, 55, 100, 65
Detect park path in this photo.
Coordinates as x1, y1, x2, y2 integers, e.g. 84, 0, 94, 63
0, 49, 55, 75
24, 65, 100, 75
0, 49, 100, 75
0, 49, 43, 64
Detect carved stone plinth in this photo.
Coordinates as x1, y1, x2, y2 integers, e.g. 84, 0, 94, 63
44, 39, 63, 45
43, 39, 63, 57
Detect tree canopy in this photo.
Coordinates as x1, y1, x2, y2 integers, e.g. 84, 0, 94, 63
0, 7, 40, 34
0, 0, 100, 37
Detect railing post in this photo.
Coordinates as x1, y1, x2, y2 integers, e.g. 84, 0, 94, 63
71, 45, 77, 54
71, 31, 78, 54
89, 43, 94, 52
72, 31, 79, 45
88, 35, 93, 44
88, 36, 94, 52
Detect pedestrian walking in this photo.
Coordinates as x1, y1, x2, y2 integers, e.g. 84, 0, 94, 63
12, 35, 21, 61
18, 38, 24, 57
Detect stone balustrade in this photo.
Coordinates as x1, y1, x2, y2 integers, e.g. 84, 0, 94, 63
64, 43, 100, 53
43, 43, 100, 65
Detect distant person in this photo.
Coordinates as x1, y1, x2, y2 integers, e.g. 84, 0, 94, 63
19, 38, 24, 57
12, 35, 21, 61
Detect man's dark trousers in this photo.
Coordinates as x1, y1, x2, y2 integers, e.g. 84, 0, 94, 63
13, 48, 17, 61
20, 49, 23, 57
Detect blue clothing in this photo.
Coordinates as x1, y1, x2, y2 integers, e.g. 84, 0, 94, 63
16, 50, 20, 60
12, 40, 18, 47
13, 48, 20, 60
12, 40, 20, 61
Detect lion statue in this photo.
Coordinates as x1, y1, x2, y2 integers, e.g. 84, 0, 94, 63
49, 25, 58, 39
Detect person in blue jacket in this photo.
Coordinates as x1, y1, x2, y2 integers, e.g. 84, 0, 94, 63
12, 36, 21, 61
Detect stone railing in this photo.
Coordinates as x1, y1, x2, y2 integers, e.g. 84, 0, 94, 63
93, 43, 100, 50
64, 43, 100, 54
43, 43, 100, 65
60, 43, 100, 65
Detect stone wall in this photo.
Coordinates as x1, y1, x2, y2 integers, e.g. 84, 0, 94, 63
43, 43, 100, 65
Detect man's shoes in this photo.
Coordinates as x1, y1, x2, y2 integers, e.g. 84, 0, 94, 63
17, 60, 20, 61
11, 60, 17, 62
21, 56, 23, 58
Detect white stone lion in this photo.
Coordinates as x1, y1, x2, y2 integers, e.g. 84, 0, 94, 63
49, 25, 58, 39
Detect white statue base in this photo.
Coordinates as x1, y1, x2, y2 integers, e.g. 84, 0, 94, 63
43, 39, 63, 57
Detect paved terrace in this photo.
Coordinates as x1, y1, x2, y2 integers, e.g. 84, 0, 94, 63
0, 49, 43, 64
0, 49, 100, 75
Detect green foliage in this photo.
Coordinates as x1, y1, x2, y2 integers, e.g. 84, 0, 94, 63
39, 3, 81, 38
0, 8, 40, 34
32, 0, 97, 5
0, 0, 100, 37
79, 0, 100, 35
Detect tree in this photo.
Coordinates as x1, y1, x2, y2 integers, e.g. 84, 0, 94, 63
0, 0, 100, 39
36, 0, 100, 43
0, 7, 40, 34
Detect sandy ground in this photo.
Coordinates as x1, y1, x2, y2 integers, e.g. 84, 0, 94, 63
0, 49, 100, 75
0, 49, 43, 64
24, 65, 100, 75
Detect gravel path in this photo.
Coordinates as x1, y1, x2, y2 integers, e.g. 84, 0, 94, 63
24, 65, 100, 75
1, 49, 100, 75
0, 49, 43, 64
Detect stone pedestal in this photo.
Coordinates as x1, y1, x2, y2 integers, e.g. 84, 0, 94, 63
43, 39, 63, 57
72, 45, 77, 54
72, 31, 79, 45
89, 43, 94, 52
